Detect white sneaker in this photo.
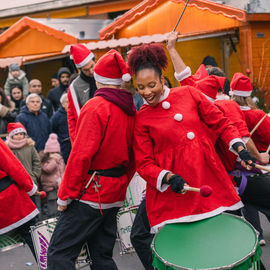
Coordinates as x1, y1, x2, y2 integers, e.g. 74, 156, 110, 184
259, 239, 266, 246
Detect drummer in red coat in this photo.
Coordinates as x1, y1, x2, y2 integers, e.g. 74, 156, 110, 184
0, 137, 39, 258
47, 49, 136, 270
127, 42, 257, 234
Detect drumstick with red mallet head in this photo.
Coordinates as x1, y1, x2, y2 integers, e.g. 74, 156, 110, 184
36, 191, 47, 198
183, 185, 213, 197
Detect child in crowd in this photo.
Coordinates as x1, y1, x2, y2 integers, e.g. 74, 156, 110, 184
5, 122, 42, 217
39, 133, 65, 218
4, 63, 29, 98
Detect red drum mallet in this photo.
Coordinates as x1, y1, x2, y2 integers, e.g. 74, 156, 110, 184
36, 191, 47, 198
183, 185, 213, 197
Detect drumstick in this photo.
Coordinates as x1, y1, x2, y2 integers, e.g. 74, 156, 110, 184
36, 191, 46, 198
254, 164, 270, 173
183, 185, 212, 197
173, 0, 190, 32
266, 144, 270, 154
250, 115, 266, 136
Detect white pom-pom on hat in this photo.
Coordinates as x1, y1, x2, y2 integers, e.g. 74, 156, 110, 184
122, 73, 131, 82
174, 113, 183, 122
162, 101, 170, 110
187, 132, 195, 140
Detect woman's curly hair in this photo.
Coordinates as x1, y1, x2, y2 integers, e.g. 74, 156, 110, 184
128, 43, 168, 76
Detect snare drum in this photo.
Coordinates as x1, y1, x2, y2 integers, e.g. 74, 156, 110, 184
0, 230, 24, 252
152, 214, 262, 270
30, 218, 91, 270
117, 206, 138, 254
126, 172, 146, 207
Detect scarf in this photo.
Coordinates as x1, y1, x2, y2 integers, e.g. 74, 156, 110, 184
94, 88, 136, 116
80, 72, 97, 99
6, 136, 27, 149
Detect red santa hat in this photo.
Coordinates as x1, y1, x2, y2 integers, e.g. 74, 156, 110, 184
94, 49, 131, 85
7, 122, 27, 137
44, 133, 60, 153
195, 75, 226, 102
70, 44, 95, 68
230, 72, 253, 97
193, 64, 209, 81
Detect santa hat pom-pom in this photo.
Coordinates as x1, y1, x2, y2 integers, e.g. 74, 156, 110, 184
70, 54, 73, 60
122, 73, 131, 82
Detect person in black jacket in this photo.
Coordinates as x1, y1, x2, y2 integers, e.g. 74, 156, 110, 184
21, 79, 54, 118
48, 67, 71, 111
50, 93, 71, 164
16, 93, 51, 152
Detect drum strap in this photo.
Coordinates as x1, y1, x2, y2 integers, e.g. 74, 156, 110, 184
88, 166, 125, 178
0, 176, 15, 192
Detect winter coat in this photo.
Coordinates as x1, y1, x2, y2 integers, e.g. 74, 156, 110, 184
0, 103, 17, 135
67, 75, 96, 144
40, 154, 65, 192
133, 86, 242, 232
4, 70, 29, 97
0, 138, 38, 234
21, 94, 54, 119
51, 106, 71, 163
6, 139, 41, 185
58, 95, 135, 209
16, 106, 51, 152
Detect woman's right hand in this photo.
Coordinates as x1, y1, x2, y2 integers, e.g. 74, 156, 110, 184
166, 31, 178, 50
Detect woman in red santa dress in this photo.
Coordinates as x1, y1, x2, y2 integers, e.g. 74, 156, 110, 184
0, 137, 39, 258
127, 41, 257, 234
230, 73, 270, 245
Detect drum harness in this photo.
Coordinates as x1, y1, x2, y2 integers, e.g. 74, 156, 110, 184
78, 166, 126, 215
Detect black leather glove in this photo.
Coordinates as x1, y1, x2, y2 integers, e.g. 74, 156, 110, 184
238, 149, 256, 166
168, 174, 186, 193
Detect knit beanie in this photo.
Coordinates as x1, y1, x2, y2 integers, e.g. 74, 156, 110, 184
44, 133, 60, 153
9, 63, 20, 72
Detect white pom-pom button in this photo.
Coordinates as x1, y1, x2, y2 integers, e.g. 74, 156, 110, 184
187, 132, 195, 140
174, 113, 183, 122
162, 101, 170, 110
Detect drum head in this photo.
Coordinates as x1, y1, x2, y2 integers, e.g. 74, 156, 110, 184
152, 214, 259, 270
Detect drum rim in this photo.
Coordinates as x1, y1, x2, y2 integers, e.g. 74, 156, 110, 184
30, 217, 58, 230
151, 213, 259, 270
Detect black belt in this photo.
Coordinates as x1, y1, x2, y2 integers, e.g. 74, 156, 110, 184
88, 166, 125, 178
0, 175, 15, 192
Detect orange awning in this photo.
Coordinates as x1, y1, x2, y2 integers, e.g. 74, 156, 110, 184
99, 0, 247, 40
0, 52, 67, 68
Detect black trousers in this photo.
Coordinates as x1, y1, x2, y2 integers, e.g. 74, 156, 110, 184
47, 200, 119, 270
130, 198, 154, 270
235, 174, 270, 238
16, 218, 37, 261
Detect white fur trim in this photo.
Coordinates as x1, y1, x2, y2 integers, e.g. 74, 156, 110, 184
9, 127, 26, 137
70, 83, 81, 117
202, 93, 215, 103
150, 201, 243, 233
94, 72, 122, 85
174, 113, 183, 122
174, 66, 191, 82
239, 106, 251, 111
143, 86, 171, 105
229, 138, 245, 155
80, 200, 125, 209
27, 184, 37, 196
156, 170, 170, 192
242, 137, 250, 145
162, 101, 170, 110
232, 90, 252, 97
122, 73, 131, 82
75, 52, 95, 68
187, 132, 195, 140
57, 198, 72, 206
0, 208, 39, 234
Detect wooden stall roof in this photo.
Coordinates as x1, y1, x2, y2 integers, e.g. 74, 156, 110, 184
99, 0, 247, 40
